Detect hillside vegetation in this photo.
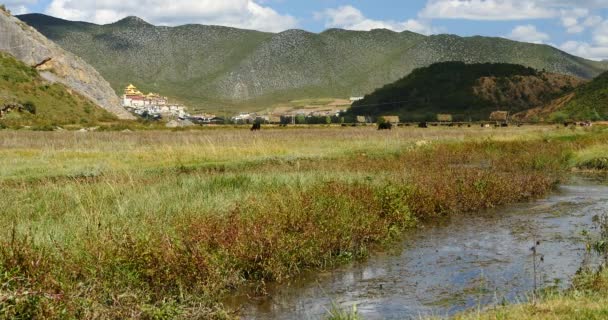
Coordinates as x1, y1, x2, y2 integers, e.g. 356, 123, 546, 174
559, 71, 608, 121
0, 51, 116, 127
17, 14, 607, 112
514, 70, 608, 122
348, 62, 584, 121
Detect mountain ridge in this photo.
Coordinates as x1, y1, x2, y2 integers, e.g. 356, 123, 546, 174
17, 13, 608, 112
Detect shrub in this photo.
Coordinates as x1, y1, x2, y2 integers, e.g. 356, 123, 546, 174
23, 101, 36, 114
549, 112, 569, 123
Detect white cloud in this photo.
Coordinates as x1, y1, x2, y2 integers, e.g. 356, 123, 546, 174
560, 40, 608, 60
558, 20, 608, 60
315, 5, 437, 35
420, 0, 608, 21
420, 0, 556, 20
506, 25, 550, 44
560, 8, 589, 33
44, 0, 297, 32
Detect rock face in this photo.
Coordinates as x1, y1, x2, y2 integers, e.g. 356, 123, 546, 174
0, 10, 133, 119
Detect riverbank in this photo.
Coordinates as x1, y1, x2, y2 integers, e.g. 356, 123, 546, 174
0, 126, 607, 319
235, 178, 608, 319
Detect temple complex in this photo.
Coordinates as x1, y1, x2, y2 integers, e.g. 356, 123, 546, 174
122, 84, 186, 118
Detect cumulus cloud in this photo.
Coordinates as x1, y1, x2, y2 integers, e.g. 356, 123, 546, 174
44, 0, 297, 32
560, 41, 608, 60
559, 8, 603, 34
420, 0, 556, 20
420, 0, 608, 21
316, 5, 437, 35
506, 25, 550, 44
558, 20, 608, 60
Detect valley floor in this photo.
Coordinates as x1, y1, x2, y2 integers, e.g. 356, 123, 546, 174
0, 125, 607, 319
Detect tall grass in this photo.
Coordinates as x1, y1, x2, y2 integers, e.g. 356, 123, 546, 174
0, 126, 607, 318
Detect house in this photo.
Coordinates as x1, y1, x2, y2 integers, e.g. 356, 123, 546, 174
268, 115, 282, 124
350, 97, 364, 102
437, 114, 453, 122
382, 116, 400, 124
489, 111, 509, 123
231, 113, 256, 124
356, 116, 369, 123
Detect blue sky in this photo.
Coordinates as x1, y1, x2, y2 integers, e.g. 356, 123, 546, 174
5, 0, 608, 60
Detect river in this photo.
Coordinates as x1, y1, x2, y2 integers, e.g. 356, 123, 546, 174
226, 176, 608, 319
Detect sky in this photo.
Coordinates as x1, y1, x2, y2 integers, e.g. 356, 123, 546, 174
4, 0, 608, 60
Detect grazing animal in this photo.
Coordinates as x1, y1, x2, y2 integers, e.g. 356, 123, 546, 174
251, 123, 261, 131
501, 123, 509, 127
378, 122, 393, 130
418, 122, 428, 128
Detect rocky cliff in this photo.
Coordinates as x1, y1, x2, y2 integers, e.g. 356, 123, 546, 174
0, 10, 133, 119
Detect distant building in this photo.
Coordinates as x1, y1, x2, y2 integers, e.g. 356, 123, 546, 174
356, 116, 370, 123
489, 111, 509, 123
122, 84, 187, 118
350, 97, 364, 102
437, 114, 453, 122
232, 113, 257, 124
382, 116, 400, 124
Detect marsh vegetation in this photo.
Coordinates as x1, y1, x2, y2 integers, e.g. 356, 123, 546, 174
0, 125, 607, 319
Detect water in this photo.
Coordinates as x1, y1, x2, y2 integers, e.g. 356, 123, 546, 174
226, 177, 608, 319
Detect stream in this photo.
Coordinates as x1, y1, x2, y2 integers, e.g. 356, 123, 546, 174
225, 176, 608, 319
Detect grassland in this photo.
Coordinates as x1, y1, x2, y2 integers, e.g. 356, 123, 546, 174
1, 125, 607, 319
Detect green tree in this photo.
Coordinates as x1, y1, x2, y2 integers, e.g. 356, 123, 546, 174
549, 112, 568, 124
295, 114, 306, 124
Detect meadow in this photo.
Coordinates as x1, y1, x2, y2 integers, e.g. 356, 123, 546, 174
1, 125, 607, 319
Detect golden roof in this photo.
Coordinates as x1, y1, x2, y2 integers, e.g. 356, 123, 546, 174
124, 84, 143, 95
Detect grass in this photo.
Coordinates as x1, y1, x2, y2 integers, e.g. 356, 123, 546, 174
0, 125, 607, 319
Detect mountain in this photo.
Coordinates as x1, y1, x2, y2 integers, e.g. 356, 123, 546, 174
17, 13, 608, 112
0, 51, 117, 127
0, 10, 133, 119
516, 70, 608, 122
347, 62, 585, 121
